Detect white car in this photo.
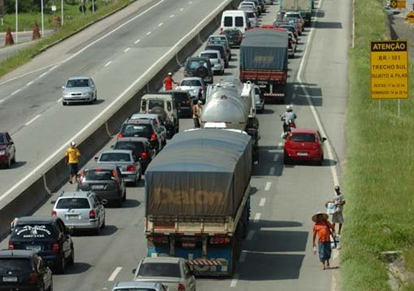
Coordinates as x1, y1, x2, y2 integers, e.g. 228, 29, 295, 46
176, 77, 206, 102
199, 50, 225, 75
132, 257, 196, 291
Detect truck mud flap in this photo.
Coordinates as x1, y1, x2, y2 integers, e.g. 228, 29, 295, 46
263, 93, 285, 104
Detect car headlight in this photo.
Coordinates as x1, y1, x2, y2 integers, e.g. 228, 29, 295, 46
0, 150, 6, 155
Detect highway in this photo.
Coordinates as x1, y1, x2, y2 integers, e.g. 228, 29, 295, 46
0, 0, 350, 289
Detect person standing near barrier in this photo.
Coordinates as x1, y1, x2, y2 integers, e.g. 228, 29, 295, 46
163, 72, 178, 90
65, 141, 81, 184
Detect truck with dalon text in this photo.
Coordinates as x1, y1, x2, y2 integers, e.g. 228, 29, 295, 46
144, 129, 253, 276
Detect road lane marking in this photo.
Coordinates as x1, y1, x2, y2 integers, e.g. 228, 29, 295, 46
57, 98, 62, 103
246, 230, 255, 240
170, 14, 175, 18
11, 89, 21, 96
134, 39, 141, 44
108, 267, 122, 281
0, 0, 234, 203
230, 273, 239, 287
180, 8, 184, 11
124, 48, 131, 53
146, 31, 152, 35
158, 22, 164, 27
26, 81, 34, 86
104, 61, 112, 67
269, 167, 275, 175
259, 197, 266, 206
239, 250, 247, 262
264, 182, 271, 191
253, 213, 261, 222
25, 115, 41, 126
273, 154, 278, 162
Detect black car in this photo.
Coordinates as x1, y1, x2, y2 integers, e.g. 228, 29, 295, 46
183, 57, 214, 85
221, 28, 243, 48
0, 249, 53, 291
113, 137, 156, 173
159, 90, 193, 118
9, 216, 74, 274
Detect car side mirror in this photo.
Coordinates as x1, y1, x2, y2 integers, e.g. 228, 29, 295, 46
101, 199, 108, 205
94, 157, 99, 162
322, 137, 327, 142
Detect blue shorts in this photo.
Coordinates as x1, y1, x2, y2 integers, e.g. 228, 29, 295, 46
68, 163, 79, 176
318, 241, 332, 262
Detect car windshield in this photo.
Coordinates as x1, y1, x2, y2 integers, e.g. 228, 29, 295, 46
121, 124, 152, 137
11, 224, 55, 239
56, 198, 91, 209
99, 152, 132, 162
66, 79, 89, 87
290, 133, 316, 142
0, 258, 32, 272
84, 169, 114, 180
148, 100, 164, 109
200, 52, 218, 59
137, 262, 181, 278
114, 142, 144, 153
180, 79, 201, 86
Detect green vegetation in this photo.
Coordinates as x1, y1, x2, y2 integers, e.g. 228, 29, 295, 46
342, 0, 414, 290
0, 0, 135, 77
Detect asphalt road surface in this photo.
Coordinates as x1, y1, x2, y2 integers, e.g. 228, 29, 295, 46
0, 0, 350, 290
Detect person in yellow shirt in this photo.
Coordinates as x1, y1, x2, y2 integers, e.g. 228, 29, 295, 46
65, 141, 81, 184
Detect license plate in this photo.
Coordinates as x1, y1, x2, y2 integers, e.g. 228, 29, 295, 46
26, 245, 41, 251
91, 185, 105, 190
66, 214, 80, 219
2, 276, 18, 282
297, 152, 308, 156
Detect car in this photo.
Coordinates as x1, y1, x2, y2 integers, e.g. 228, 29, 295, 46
9, 216, 75, 274
253, 85, 265, 113
77, 164, 126, 206
128, 113, 168, 143
0, 131, 16, 169
206, 34, 232, 61
62, 76, 97, 105
199, 50, 225, 75
220, 28, 243, 48
158, 90, 193, 118
284, 12, 304, 32
113, 137, 156, 173
238, 1, 259, 16
117, 118, 165, 153
204, 43, 229, 68
274, 22, 299, 39
0, 249, 53, 291
51, 190, 106, 234
132, 257, 196, 291
283, 128, 327, 165
176, 77, 206, 102
183, 57, 214, 85
112, 281, 168, 291
239, 9, 259, 27
95, 149, 143, 187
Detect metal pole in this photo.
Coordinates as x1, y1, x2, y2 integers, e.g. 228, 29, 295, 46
41, 0, 44, 37
379, 100, 382, 116
398, 99, 401, 117
92, 0, 95, 13
61, 0, 64, 26
15, 0, 18, 43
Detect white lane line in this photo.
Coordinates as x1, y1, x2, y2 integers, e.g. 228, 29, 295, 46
259, 197, 266, 206
146, 31, 152, 35
11, 89, 21, 96
108, 267, 122, 282
246, 230, 255, 240
26, 81, 34, 86
134, 39, 141, 44
0, 99, 4, 104
25, 115, 41, 126
39, 72, 48, 78
253, 213, 261, 222
278, 142, 283, 149
230, 273, 239, 287
239, 250, 247, 262
0, 0, 233, 202
124, 48, 131, 53
170, 14, 175, 17
158, 22, 164, 27
104, 61, 112, 67
264, 182, 271, 191
57, 98, 62, 103
269, 167, 275, 176
273, 155, 278, 162
180, 8, 184, 11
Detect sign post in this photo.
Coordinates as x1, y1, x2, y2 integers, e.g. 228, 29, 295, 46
370, 40, 409, 116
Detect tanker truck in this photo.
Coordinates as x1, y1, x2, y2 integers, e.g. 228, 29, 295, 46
144, 129, 253, 276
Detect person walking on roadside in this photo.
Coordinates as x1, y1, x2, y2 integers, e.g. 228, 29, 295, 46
192, 100, 203, 128
326, 185, 345, 236
312, 212, 336, 270
163, 72, 178, 90
65, 141, 81, 184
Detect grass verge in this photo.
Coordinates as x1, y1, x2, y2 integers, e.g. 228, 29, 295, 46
342, 0, 414, 290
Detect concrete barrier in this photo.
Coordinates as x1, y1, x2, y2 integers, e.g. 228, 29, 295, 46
0, 0, 242, 239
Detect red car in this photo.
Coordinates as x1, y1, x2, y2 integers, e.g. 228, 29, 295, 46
0, 132, 16, 169
283, 128, 326, 165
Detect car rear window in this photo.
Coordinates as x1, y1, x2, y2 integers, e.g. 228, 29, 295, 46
138, 262, 181, 278
186, 60, 208, 70
56, 198, 91, 209
121, 124, 152, 137
100, 152, 132, 162
83, 169, 114, 181
11, 224, 55, 239
200, 52, 219, 59
114, 141, 145, 153
290, 133, 316, 142
224, 16, 233, 26
0, 258, 32, 272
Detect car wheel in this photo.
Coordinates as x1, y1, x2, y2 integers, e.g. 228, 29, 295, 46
318, 155, 324, 166
122, 190, 127, 202
5, 158, 11, 169
116, 196, 123, 207
283, 151, 292, 165
95, 221, 101, 235
62, 101, 67, 106
67, 246, 74, 266
55, 255, 65, 274
48, 279, 53, 291
138, 170, 142, 182
102, 216, 106, 228
11, 153, 16, 164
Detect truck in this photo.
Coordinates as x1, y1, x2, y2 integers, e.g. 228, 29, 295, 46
279, 0, 313, 27
144, 129, 253, 276
239, 29, 289, 104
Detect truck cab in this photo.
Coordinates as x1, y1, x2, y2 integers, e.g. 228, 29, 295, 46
140, 94, 179, 139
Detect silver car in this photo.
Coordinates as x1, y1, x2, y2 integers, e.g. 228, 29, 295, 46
95, 149, 142, 186
51, 191, 106, 235
176, 77, 206, 102
132, 257, 196, 291
199, 50, 225, 75
62, 76, 97, 105
112, 281, 168, 291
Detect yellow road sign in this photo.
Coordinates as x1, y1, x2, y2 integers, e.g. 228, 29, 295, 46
370, 40, 409, 99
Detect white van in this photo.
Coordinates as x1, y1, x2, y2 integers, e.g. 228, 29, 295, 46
220, 10, 250, 34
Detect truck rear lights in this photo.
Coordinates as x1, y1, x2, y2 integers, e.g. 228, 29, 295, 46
209, 237, 230, 244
